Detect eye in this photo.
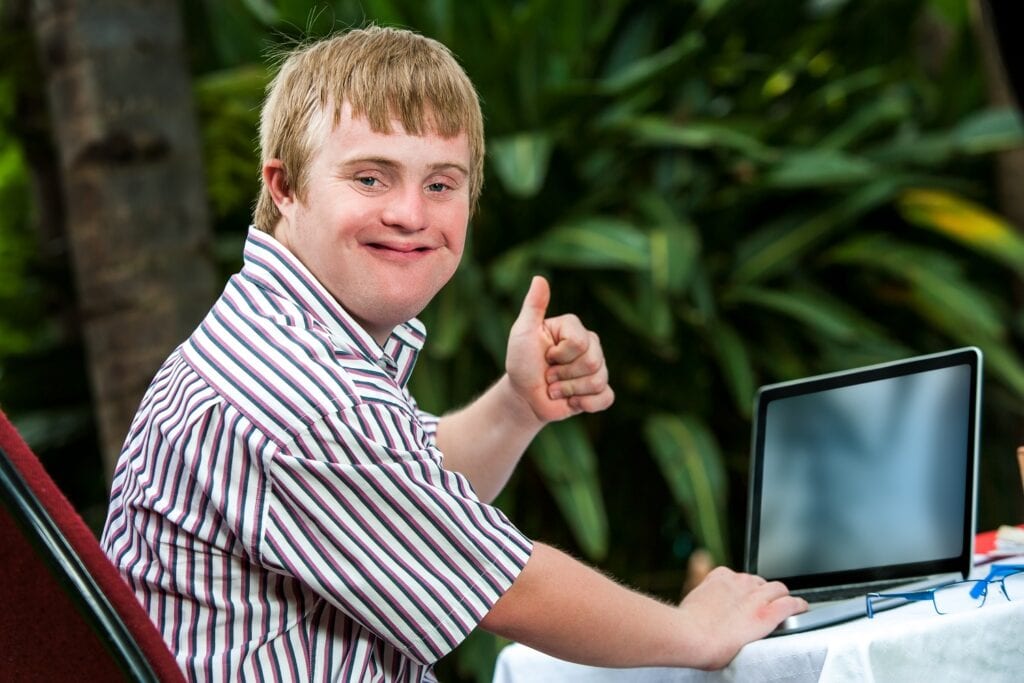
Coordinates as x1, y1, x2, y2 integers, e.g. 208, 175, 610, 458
357, 176, 379, 187
426, 182, 450, 193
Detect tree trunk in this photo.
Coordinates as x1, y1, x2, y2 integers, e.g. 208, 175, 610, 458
975, 0, 1024, 232
30, 0, 217, 479
975, 1, 1024, 451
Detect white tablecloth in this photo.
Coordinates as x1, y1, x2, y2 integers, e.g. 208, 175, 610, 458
492, 557, 1024, 683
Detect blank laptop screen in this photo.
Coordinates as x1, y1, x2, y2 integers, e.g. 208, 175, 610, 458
754, 359, 974, 581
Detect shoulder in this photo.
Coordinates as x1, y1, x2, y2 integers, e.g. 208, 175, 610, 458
181, 278, 368, 437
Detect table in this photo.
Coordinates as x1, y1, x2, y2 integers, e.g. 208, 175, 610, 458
492, 556, 1024, 683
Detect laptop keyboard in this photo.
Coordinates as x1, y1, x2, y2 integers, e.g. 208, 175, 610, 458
796, 579, 914, 603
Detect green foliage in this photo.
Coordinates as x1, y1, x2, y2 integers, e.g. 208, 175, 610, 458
182, 4, 1024, 679
181, 2, 1024, 679
644, 413, 728, 565
0, 140, 36, 355
5, 0, 1022, 680
529, 420, 608, 560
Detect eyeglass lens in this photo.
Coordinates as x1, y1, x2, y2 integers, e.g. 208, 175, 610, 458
1000, 570, 1024, 601
933, 581, 986, 614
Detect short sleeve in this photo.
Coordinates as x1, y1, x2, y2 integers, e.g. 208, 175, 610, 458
259, 401, 532, 664
408, 398, 439, 447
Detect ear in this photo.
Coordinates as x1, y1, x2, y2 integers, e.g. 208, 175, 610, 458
263, 159, 294, 213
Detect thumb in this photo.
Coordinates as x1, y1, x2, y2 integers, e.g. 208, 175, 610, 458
514, 275, 550, 329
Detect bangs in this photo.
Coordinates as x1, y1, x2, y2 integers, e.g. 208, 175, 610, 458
326, 47, 479, 141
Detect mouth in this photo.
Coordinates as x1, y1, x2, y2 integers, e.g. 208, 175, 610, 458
366, 242, 436, 260
368, 242, 432, 252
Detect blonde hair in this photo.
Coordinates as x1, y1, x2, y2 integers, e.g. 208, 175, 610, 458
253, 26, 485, 232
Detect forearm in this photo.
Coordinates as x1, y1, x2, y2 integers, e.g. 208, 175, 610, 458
480, 543, 710, 669
436, 374, 545, 503
480, 543, 806, 671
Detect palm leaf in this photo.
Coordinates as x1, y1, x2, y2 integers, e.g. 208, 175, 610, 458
649, 222, 700, 294
829, 234, 1006, 341
489, 132, 554, 199
594, 274, 675, 345
898, 188, 1024, 274
763, 149, 879, 188
950, 107, 1024, 154
532, 217, 650, 270
529, 420, 609, 561
613, 116, 774, 162
705, 320, 755, 418
728, 285, 888, 343
643, 414, 729, 565
732, 177, 903, 285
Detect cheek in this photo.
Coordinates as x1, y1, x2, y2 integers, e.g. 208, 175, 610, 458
440, 206, 470, 254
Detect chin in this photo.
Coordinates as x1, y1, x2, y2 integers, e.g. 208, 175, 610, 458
367, 301, 432, 332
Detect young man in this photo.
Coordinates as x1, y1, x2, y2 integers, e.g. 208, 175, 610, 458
102, 26, 805, 682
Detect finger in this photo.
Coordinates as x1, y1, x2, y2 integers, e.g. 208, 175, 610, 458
546, 332, 603, 381
548, 360, 608, 398
543, 314, 589, 364
733, 571, 767, 587
758, 580, 790, 598
567, 386, 615, 413
757, 595, 809, 624
513, 275, 550, 331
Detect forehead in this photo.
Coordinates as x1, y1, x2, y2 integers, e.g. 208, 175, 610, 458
312, 104, 471, 168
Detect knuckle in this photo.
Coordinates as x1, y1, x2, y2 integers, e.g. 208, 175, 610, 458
581, 355, 602, 374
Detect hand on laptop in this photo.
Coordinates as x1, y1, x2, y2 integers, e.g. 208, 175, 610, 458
677, 567, 808, 669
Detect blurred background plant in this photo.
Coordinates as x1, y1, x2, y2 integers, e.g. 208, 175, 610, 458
3, 0, 1024, 680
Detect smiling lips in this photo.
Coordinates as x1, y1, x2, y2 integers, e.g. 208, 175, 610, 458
366, 241, 436, 261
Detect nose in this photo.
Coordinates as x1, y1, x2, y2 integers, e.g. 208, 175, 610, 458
380, 185, 428, 232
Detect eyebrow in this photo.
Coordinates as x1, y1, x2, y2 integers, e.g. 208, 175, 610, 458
339, 157, 469, 177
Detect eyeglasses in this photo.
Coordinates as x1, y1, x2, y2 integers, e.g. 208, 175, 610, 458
865, 563, 1024, 618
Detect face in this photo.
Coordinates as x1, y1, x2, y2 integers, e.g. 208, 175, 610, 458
268, 104, 471, 344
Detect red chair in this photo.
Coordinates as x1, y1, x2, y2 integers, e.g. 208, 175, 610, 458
0, 408, 184, 682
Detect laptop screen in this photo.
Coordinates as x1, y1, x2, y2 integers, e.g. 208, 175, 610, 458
745, 348, 981, 589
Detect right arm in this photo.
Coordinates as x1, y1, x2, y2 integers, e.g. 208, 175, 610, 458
480, 542, 807, 671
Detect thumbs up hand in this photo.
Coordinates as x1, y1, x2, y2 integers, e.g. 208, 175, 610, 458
505, 276, 615, 423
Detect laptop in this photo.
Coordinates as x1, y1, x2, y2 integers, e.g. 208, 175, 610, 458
744, 347, 982, 635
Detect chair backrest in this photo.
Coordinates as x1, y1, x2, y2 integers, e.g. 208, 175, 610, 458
0, 408, 184, 682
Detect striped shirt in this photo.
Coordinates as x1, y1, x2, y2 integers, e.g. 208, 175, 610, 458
101, 228, 532, 682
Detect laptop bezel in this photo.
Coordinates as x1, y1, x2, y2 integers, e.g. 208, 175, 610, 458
744, 347, 982, 591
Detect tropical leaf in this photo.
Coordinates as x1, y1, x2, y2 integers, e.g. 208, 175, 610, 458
727, 285, 887, 343
532, 217, 650, 270
829, 234, 1006, 341
489, 132, 554, 199
643, 413, 729, 565
529, 420, 609, 560
648, 222, 700, 294
732, 177, 904, 285
239, 0, 279, 25
705, 320, 755, 418
763, 148, 878, 188
472, 299, 515, 369
593, 278, 674, 345
866, 107, 1024, 167
818, 90, 912, 150
612, 116, 774, 162
949, 107, 1024, 155
865, 130, 957, 167
809, 66, 888, 109
418, 268, 472, 358
597, 32, 704, 95
898, 188, 1024, 274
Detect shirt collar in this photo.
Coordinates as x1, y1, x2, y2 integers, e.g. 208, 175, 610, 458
240, 227, 426, 382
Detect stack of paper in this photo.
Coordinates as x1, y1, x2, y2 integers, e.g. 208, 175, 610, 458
995, 524, 1024, 554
